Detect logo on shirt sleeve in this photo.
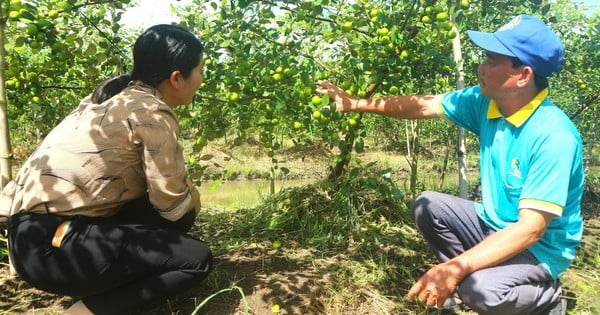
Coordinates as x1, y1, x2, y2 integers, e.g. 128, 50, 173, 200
508, 157, 522, 179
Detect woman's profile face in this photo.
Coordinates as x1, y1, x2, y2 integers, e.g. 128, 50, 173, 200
178, 56, 204, 105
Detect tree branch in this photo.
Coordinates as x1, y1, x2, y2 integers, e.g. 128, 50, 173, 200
569, 91, 600, 120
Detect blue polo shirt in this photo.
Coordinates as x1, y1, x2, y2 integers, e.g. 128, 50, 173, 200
439, 86, 584, 279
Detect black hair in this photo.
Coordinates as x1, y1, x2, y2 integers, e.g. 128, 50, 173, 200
510, 57, 549, 91
91, 24, 204, 104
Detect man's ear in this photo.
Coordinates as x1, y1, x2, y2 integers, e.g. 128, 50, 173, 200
517, 66, 534, 88
169, 70, 184, 89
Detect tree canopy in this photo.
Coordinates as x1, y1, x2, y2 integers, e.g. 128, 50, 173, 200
1, 0, 598, 183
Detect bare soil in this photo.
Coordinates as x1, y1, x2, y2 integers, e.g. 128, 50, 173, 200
0, 221, 405, 315
3, 216, 599, 315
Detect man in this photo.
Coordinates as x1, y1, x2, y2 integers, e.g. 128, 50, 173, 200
317, 14, 583, 315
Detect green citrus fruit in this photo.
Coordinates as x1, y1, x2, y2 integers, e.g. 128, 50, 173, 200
48, 9, 59, 19
196, 136, 208, 147
311, 95, 323, 106
342, 21, 353, 32
376, 27, 389, 36
25, 23, 38, 36
228, 92, 240, 102
8, 10, 20, 20
441, 21, 453, 31
436, 12, 449, 21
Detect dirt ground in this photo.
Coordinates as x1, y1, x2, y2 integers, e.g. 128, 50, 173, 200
2, 215, 599, 315
0, 229, 394, 315
1, 142, 598, 315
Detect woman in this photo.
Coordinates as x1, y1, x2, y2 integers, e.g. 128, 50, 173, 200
0, 24, 212, 315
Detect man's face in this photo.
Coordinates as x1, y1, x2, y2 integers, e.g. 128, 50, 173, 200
477, 51, 522, 98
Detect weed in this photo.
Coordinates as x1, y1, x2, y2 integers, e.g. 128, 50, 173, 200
229, 162, 412, 251
0, 235, 7, 265
190, 285, 249, 315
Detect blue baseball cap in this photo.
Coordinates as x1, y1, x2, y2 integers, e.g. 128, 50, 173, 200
467, 14, 564, 78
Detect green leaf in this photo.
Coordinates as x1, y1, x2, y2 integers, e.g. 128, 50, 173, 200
208, 179, 222, 192
15, 37, 27, 48
366, 177, 378, 189
354, 137, 365, 153
20, 10, 36, 21
391, 189, 403, 200
541, 5, 550, 15
220, 40, 231, 48
338, 140, 348, 153
200, 154, 214, 161
349, 167, 360, 179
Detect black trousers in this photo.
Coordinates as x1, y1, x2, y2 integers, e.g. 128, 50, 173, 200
6, 196, 213, 315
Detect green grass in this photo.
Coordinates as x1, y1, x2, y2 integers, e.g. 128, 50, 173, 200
0, 235, 7, 266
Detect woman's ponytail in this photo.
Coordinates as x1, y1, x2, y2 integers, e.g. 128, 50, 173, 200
91, 73, 133, 104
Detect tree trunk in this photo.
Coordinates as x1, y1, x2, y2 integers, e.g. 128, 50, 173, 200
450, 10, 468, 198
406, 120, 420, 197
0, 17, 12, 188
439, 134, 452, 190
0, 5, 16, 277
